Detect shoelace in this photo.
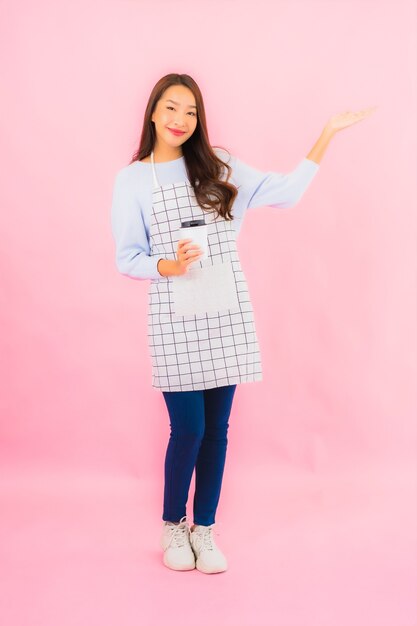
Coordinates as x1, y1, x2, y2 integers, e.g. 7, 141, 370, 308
192, 525, 216, 552
166, 516, 190, 549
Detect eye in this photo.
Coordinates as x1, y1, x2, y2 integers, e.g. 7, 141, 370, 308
166, 106, 196, 116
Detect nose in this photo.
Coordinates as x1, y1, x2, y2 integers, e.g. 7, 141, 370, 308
173, 115, 187, 128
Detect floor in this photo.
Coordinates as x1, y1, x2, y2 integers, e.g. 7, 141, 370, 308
0, 462, 415, 626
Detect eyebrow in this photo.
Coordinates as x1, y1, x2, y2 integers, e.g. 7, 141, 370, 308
164, 98, 197, 109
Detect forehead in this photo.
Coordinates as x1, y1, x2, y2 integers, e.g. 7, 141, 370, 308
162, 85, 196, 107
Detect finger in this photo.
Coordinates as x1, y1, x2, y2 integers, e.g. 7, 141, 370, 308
188, 249, 203, 259
178, 239, 193, 250
179, 249, 199, 260
179, 241, 200, 251
178, 239, 193, 248
185, 249, 202, 258
186, 254, 202, 265
184, 244, 202, 253
358, 107, 377, 116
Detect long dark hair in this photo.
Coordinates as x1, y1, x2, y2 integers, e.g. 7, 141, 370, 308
129, 73, 238, 221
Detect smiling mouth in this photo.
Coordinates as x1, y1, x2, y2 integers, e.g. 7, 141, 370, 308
168, 128, 186, 134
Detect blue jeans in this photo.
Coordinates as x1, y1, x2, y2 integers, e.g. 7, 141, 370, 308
161, 384, 237, 526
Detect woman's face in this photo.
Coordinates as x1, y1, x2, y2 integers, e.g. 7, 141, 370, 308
151, 85, 198, 151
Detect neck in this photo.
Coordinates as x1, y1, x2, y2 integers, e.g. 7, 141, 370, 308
152, 142, 183, 163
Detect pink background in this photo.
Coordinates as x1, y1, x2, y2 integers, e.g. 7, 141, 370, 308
1, 0, 416, 625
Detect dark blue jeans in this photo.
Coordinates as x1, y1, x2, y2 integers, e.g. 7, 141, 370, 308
161, 384, 237, 526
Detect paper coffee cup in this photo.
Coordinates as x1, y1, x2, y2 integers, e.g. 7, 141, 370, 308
179, 223, 208, 262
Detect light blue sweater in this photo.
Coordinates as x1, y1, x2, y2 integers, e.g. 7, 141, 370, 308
110, 148, 320, 280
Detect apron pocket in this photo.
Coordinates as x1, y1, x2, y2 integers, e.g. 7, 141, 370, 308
172, 260, 239, 316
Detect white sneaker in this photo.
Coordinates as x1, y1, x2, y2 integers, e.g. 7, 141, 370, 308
160, 516, 196, 571
189, 523, 228, 574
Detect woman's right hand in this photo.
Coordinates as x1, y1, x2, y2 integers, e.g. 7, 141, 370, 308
175, 239, 203, 275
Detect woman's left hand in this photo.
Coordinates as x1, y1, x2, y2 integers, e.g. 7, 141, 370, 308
325, 106, 378, 134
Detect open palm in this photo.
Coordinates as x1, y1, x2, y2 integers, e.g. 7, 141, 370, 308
326, 106, 378, 133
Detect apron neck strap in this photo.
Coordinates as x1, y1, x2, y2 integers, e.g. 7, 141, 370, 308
150, 151, 160, 189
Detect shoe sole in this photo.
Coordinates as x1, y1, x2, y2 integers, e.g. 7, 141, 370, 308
195, 559, 228, 574
163, 553, 196, 571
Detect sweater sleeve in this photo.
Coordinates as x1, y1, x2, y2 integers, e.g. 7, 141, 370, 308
230, 154, 320, 210
110, 168, 165, 280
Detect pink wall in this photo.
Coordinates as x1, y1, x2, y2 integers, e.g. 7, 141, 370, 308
1, 0, 415, 475
0, 1, 416, 624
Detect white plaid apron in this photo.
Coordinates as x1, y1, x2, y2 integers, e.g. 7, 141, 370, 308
147, 151, 263, 391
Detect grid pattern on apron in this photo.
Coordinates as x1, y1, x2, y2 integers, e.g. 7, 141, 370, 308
147, 151, 263, 391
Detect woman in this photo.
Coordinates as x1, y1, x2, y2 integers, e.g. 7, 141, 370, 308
110, 73, 376, 574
